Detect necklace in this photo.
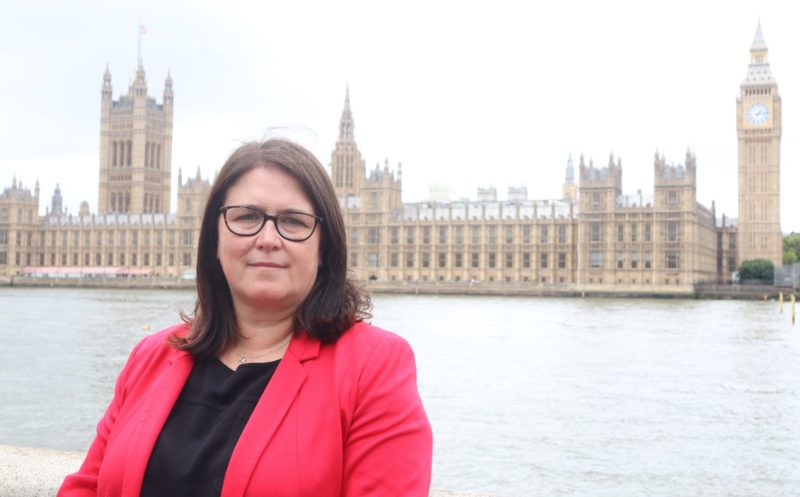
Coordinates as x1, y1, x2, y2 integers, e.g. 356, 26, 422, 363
232, 334, 292, 364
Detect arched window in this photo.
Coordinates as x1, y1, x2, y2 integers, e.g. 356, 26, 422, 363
127, 140, 132, 166
112, 141, 117, 167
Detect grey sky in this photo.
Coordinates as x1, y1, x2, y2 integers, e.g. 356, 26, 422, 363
1, 0, 797, 231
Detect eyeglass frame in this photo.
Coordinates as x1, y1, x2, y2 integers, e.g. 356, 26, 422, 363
218, 205, 324, 242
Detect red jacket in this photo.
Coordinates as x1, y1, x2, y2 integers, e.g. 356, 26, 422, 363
58, 322, 433, 497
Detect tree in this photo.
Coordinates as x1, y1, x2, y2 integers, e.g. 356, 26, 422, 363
738, 259, 774, 282
784, 233, 800, 265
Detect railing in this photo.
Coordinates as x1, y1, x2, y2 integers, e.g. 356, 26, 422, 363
0, 445, 500, 497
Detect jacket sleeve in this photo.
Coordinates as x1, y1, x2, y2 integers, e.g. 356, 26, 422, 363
341, 333, 433, 497
56, 337, 148, 497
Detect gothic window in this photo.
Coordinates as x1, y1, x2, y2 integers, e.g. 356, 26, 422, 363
439, 226, 448, 244
523, 225, 531, 244
558, 252, 566, 269
540, 252, 548, 269
505, 252, 513, 268
145, 143, 150, 167
127, 140, 132, 165
438, 252, 446, 268
471, 252, 479, 268
422, 252, 430, 268
157, 144, 161, 169
666, 251, 679, 269
631, 252, 638, 269
590, 251, 602, 268
422, 227, 431, 244
558, 225, 566, 245
523, 252, 531, 268
666, 222, 679, 242
488, 226, 497, 244
617, 223, 624, 242
111, 193, 117, 212
668, 191, 678, 208
617, 252, 624, 269
406, 227, 414, 244
644, 224, 652, 243
390, 252, 398, 267
630, 223, 638, 242
112, 141, 118, 167
455, 252, 463, 268
644, 252, 652, 269
471, 226, 480, 244
390, 227, 398, 244
368, 227, 379, 244
488, 252, 496, 268
592, 193, 601, 210
368, 253, 378, 268
591, 222, 602, 243
455, 226, 463, 244
406, 252, 414, 268
505, 227, 514, 244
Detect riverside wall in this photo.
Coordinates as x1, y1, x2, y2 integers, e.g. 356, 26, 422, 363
0, 445, 498, 497
1, 275, 795, 300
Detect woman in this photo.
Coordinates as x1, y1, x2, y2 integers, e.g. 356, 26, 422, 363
58, 139, 433, 497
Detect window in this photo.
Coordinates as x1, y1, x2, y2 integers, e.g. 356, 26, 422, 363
666, 222, 679, 242
390, 227, 398, 244
558, 252, 566, 269
523, 226, 531, 244
644, 224, 652, 243
666, 251, 679, 269
438, 252, 446, 268
390, 252, 399, 267
591, 223, 602, 243
471, 226, 481, 244
540, 226, 549, 244
368, 253, 378, 267
617, 224, 624, 242
505, 227, 514, 244
488, 226, 497, 244
182, 230, 193, 245
439, 226, 447, 244
422, 227, 431, 244
471, 252, 479, 268
523, 252, 531, 268
455, 226, 463, 244
668, 191, 678, 208
488, 252, 496, 268
728, 234, 736, 250
558, 225, 566, 244
592, 193, 601, 209
630, 223, 637, 242
422, 252, 430, 268
617, 252, 624, 269
406, 227, 415, 244
368, 227, 380, 244
505, 252, 513, 268
540, 252, 549, 268
182, 253, 191, 266
590, 251, 602, 268
631, 252, 638, 269
406, 252, 414, 268
644, 251, 652, 269
119, 253, 126, 266
351, 228, 360, 244
350, 252, 359, 267
455, 252, 463, 268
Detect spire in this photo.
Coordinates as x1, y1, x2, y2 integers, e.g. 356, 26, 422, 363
338, 85, 355, 143
102, 63, 112, 101
565, 154, 574, 184
751, 20, 767, 51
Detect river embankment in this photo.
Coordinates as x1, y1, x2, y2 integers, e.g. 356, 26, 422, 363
1, 275, 793, 300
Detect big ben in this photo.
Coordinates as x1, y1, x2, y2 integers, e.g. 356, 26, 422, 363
737, 22, 783, 267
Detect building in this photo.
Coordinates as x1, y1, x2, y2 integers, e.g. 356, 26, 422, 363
0, 25, 785, 291
0, 64, 210, 280
737, 21, 783, 267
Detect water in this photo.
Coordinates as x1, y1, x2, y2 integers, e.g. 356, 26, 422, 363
1, 287, 799, 496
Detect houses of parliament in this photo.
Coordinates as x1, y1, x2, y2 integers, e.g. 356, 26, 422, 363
0, 25, 785, 294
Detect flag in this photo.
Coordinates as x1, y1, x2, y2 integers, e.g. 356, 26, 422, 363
139, 25, 147, 35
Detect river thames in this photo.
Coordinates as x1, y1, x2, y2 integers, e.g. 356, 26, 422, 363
1, 287, 799, 496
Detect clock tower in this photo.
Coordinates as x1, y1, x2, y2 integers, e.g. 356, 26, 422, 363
736, 22, 782, 267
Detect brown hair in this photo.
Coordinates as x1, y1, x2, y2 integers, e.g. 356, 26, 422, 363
172, 139, 371, 358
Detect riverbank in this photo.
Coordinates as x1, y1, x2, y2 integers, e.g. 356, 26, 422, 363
0, 445, 499, 497
1, 275, 794, 300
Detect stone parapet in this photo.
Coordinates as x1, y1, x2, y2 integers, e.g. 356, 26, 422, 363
0, 445, 500, 497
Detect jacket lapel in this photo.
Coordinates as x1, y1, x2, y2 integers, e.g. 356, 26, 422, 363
220, 332, 320, 497
121, 349, 194, 497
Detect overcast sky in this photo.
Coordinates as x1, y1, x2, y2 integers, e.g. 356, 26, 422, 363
1, 0, 798, 232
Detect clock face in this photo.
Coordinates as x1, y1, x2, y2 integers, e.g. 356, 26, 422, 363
747, 103, 769, 125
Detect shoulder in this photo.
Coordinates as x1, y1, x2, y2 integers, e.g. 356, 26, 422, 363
121, 322, 190, 373
333, 321, 412, 357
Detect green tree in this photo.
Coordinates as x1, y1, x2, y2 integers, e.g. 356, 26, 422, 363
784, 233, 800, 265
738, 259, 774, 282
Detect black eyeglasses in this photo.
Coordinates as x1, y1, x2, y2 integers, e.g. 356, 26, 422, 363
219, 205, 323, 241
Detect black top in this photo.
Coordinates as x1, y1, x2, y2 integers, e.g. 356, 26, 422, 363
140, 357, 279, 497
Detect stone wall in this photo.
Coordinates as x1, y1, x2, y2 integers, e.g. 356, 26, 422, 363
0, 445, 499, 497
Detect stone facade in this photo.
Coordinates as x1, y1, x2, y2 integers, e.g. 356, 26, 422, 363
0, 25, 785, 290
737, 22, 783, 266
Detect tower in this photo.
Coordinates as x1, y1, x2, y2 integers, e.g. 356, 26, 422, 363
97, 63, 173, 215
737, 22, 782, 266
330, 86, 366, 201
562, 155, 577, 202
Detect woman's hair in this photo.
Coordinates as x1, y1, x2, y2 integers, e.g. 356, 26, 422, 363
172, 138, 371, 358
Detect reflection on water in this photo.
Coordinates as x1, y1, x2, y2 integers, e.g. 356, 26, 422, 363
1, 288, 799, 497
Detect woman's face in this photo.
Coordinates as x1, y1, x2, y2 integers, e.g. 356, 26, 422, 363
217, 165, 321, 317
